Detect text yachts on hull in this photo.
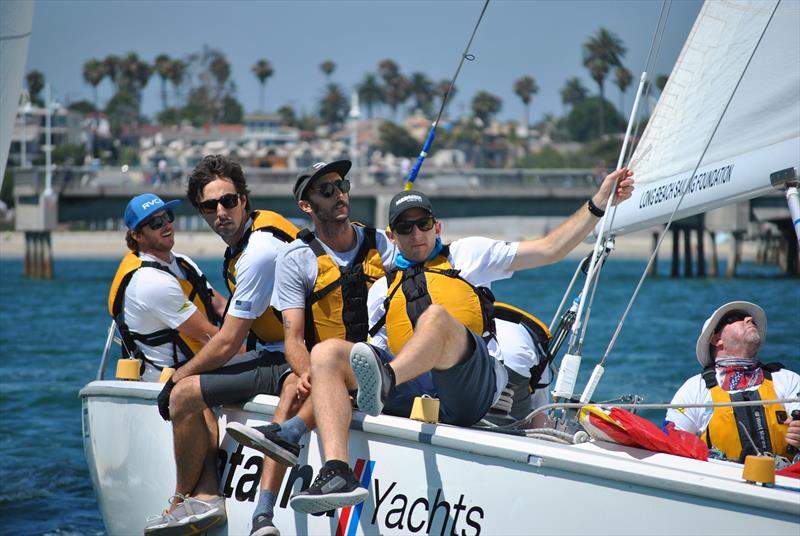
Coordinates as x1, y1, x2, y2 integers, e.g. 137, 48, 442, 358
81, 381, 799, 536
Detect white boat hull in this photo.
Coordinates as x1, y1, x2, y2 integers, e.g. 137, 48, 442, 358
81, 381, 800, 536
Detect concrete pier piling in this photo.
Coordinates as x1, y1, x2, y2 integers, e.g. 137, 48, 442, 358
23, 231, 54, 278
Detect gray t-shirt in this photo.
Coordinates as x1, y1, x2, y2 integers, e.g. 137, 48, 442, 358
271, 225, 396, 311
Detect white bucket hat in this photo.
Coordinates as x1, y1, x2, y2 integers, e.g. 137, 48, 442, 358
695, 301, 767, 368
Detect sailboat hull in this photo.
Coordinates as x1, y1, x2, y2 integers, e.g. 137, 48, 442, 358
81, 381, 799, 536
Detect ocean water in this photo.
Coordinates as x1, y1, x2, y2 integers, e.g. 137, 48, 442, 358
0, 256, 797, 535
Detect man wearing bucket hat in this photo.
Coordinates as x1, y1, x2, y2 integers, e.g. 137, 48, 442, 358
666, 301, 800, 463
220, 160, 396, 531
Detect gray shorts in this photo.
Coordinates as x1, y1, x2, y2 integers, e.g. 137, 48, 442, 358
376, 328, 497, 427
199, 349, 290, 408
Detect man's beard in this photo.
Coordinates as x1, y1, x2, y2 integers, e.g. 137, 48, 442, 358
311, 199, 349, 226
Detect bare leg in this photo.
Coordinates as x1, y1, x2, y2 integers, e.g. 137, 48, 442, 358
169, 376, 217, 504
309, 339, 357, 462
258, 374, 317, 494
390, 304, 470, 383
192, 408, 220, 496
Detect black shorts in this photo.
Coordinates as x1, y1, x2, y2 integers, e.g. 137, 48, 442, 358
378, 328, 497, 427
199, 349, 290, 408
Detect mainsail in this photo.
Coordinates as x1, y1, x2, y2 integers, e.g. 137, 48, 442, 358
608, 0, 800, 235
0, 0, 35, 186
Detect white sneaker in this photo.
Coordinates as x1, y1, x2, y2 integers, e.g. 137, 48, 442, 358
144, 494, 226, 535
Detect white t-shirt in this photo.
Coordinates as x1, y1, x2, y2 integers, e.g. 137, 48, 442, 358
226, 225, 291, 353
271, 225, 396, 311
666, 367, 800, 435
367, 236, 519, 402
495, 318, 552, 411
123, 252, 207, 381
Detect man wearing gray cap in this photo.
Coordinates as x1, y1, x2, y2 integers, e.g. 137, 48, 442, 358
290, 166, 635, 514
666, 301, 799, 463
222, 159, 395, 533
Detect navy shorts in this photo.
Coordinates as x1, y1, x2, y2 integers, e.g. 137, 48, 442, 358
199, 349, 290, 408
376, 328, 497, 427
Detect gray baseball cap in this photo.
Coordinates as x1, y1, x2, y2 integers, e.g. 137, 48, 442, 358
293, 160, 351, 202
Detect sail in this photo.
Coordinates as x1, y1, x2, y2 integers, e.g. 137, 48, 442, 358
607, 0, 800, 235
0, 0, 35, 187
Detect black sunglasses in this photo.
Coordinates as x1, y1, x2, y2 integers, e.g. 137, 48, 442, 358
393, 215, 435, 235
198, 193, 240, 215
311, 179, 350, 198
715, 311, 752, 332
141, 210, 175, 231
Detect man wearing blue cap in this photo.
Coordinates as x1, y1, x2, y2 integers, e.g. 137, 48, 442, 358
109, 193, 230, 534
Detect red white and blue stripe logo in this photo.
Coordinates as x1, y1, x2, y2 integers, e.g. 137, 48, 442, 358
335, 458, 375, 536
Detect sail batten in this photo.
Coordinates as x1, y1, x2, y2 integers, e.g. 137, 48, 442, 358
609, 0, 800, 235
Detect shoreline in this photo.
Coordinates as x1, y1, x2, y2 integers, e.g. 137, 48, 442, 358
0, 216, 759, 261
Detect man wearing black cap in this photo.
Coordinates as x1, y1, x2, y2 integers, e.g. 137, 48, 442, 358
289, 167, 635, 514
665, 301, 799, 463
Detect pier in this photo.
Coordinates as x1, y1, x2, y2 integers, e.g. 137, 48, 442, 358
9, 166, 797, 277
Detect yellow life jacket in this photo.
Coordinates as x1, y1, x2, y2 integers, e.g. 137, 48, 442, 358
494, 302, 552, 391
107, 251, 222, 370
372, 245, 495, 355
300, 225, 386, 349
223, 210, 299, 347
700, 363, 790, 461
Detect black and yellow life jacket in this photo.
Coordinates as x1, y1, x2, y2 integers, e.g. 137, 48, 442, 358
369, 245, 495, 355
300, 225, 386, 350
700, 363, 790, 461
223, 210, 299, 348
108, 251, 222, 371
494, 302, 553, 391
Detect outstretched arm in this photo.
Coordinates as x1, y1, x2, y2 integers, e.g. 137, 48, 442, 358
509, 168, 634, 272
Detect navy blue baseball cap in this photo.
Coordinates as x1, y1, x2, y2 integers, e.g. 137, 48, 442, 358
124, 193, 181, 230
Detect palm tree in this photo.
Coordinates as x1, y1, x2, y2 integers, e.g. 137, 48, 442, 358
560, 77, 588, 110
614, 65, 633, 113
167, 59, 186, 107
251, 59, 274, 112
582, 27, 626, 135
154, 54, 172, 111
378, 59, 400, 81
357, 73, 383, 119
409, 72, 434, 115
82, 59, 106, 112
318, 82, 348, 129
319, 60, 335, 81
471, 90, 502, 127
656, 74, 669, 92
103, 55, 121, 91
513, 75, 539, 131
26, 70, 45, 106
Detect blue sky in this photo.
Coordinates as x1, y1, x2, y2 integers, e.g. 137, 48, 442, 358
26, 0, 702, 123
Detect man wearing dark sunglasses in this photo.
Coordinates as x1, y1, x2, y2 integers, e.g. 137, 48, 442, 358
290, 167, 638, 513
142, 156, 307, 536
666, 301, 799, 463
111, 193, 231, 534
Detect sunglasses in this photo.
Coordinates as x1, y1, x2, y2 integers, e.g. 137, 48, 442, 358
311, 179, 350, 198
715, 311, 753, 332
393, 215, 435, 235
141, 210, 174, 231
198, 193, 240, 215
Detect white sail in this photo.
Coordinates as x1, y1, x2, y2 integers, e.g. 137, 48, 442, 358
607, 0, 800, 235
0, 0, 35, 186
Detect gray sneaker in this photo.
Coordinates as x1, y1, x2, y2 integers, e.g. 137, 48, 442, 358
251, 513, 280, 536
350, 342, 395, 416
144, 494, 226, 535
226, 422, 300, 466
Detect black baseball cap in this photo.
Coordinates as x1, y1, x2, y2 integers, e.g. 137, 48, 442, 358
388, 190, 434, 227
293, 160, 352, 202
